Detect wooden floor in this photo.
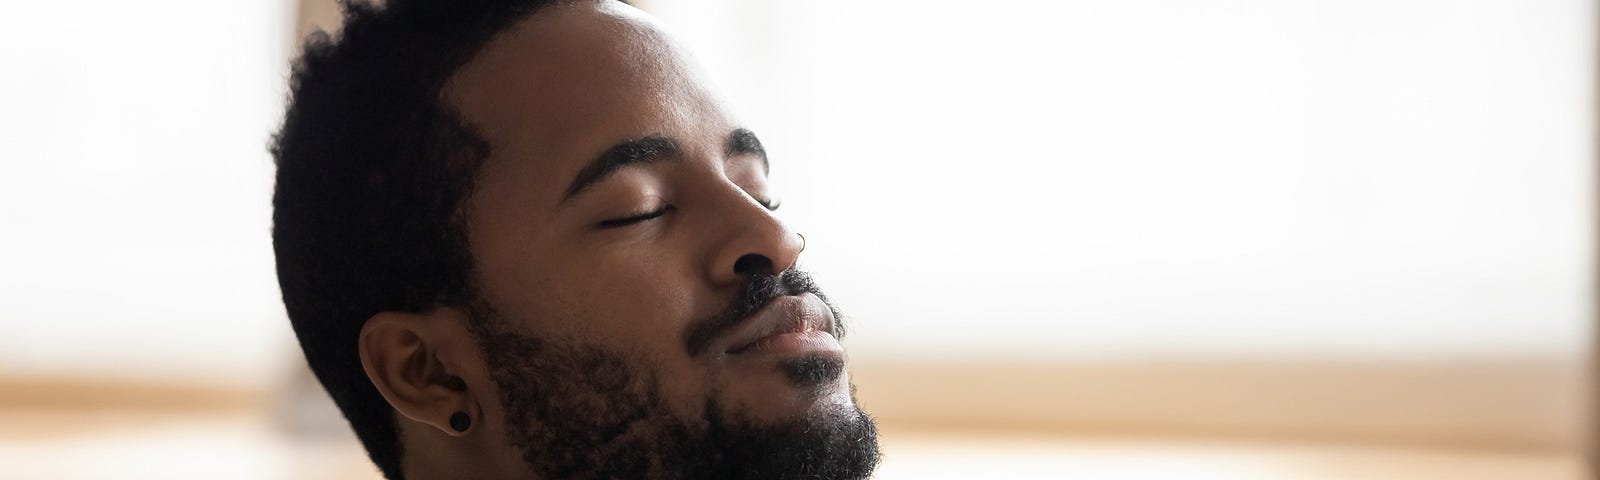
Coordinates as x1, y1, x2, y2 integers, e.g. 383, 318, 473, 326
0, 409, 1583, 480
873, 428, 1585, 480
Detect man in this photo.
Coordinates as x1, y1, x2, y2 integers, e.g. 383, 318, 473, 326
270, 0, 881, 479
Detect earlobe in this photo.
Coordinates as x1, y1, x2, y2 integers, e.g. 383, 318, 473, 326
358, 310, 482, 437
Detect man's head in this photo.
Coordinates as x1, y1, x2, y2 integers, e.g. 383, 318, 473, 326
270, 1, 880, 479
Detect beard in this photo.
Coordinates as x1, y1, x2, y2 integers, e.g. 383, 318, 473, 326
464, 269, 882, 480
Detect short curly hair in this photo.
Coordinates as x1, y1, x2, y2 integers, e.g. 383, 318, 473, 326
269, 1, 581, 478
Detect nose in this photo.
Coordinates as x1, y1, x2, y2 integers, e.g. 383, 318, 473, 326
705, 196, 804, 287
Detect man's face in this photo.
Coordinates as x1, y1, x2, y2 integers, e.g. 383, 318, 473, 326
441, 2, 877, 478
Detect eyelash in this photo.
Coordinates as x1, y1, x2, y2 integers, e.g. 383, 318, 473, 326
598, 205, 675, 228
596, 198, 780, 229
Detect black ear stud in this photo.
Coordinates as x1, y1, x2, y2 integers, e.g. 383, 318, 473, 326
449, 411, 471, 432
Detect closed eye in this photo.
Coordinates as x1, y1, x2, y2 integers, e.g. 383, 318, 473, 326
758, 198, 781, 211
598, 205, 674, 228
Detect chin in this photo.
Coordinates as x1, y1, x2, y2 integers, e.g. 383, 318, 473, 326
780, 352, 848, 391
710, 352, 854, 422
703, 371, 881, 480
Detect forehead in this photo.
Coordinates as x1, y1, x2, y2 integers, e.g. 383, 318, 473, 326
443, 2, 732, 201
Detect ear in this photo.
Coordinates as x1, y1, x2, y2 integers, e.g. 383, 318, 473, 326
359, 309, 482, 437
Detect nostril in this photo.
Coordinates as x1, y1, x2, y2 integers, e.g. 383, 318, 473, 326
732, 254, 775, 276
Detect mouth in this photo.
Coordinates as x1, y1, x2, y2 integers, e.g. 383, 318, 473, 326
717, 293, 842, 357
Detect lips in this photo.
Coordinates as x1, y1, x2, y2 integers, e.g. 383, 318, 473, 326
716, 293, 840, 356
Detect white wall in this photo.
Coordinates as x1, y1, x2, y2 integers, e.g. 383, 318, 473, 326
0, 1, 294, 385
0, 1, 1590, 385
650, 0, 1596, 362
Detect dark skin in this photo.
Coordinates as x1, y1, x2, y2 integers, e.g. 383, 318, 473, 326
355, 3, 855, 479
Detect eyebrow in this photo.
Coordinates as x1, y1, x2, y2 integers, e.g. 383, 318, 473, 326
726, 128, 769, 175
562, 135, 680, 202
561, 128, 771, 203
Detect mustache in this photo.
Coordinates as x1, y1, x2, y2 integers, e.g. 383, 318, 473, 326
683, 268, 844, 357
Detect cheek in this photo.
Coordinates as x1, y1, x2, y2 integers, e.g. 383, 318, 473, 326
493, 247, 702, 356
513, 251, 716, 417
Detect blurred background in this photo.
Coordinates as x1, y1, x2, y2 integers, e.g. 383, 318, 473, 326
0, 0, 1593, 478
